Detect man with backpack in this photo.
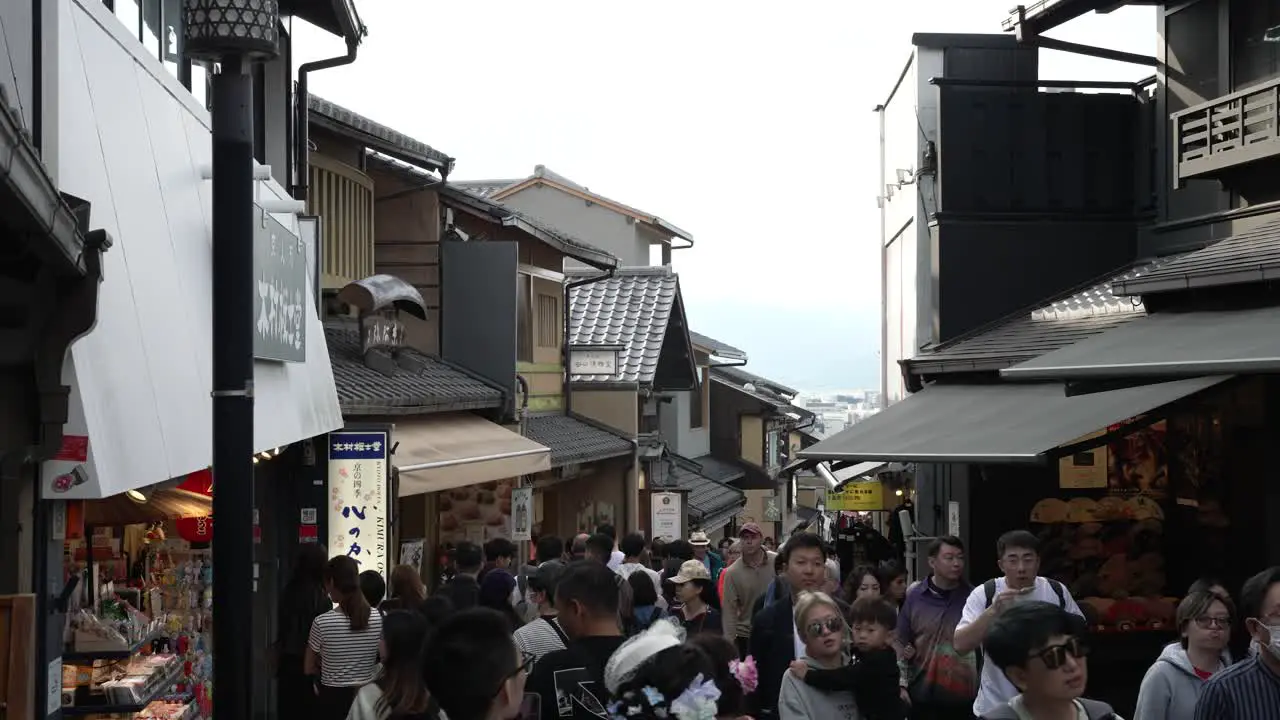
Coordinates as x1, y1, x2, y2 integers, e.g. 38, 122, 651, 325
954, 530, 1084, 718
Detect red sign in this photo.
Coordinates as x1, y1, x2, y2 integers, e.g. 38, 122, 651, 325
175, 515, 214, 544
55, 435, 89, 462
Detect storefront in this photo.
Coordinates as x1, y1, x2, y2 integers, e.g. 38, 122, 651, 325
799, 374, 1261, 716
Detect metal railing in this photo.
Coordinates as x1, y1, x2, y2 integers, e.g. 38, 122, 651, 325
1172, 77, 1280, 188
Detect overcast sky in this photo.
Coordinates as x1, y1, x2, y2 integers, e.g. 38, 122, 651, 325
293, 1, 1156, 392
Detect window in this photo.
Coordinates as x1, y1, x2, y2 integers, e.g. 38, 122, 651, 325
536, 293, 559, 348
102, 0, 217, 109
517, 273, 532, 362
1232, 0, 1280, 90
690, 368, 707, 430
765, 429, 781, 470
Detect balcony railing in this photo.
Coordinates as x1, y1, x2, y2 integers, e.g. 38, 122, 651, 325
1172, 77, 1280, 188
308, 153, 375, 287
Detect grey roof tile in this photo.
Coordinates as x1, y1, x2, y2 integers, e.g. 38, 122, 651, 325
689, 331, 747, 360
664, 455, 745, 524
689, 455, 747, 484
711, 365, 798, 397
567, 266, 687, 385
522, 414, 633, 468
907, 256, 1178, 375
325, 321, 504, 415
309, 95, 453, 170
1113, 219, 1280, 296
454, 166, 693, 241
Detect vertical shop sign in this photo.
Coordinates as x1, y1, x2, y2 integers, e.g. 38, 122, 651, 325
253, 207, 308, 362
651, 492, 683, 541
328, 431, 390, 578
511, 487, 533, 541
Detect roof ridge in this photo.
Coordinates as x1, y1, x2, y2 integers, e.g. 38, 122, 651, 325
308, 94, 452, 169
566, 265, 675, 277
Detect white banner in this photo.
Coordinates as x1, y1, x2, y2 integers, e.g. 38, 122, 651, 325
328, 431, 390, 579
511, 487, 533, 541
651, 492, 682, 541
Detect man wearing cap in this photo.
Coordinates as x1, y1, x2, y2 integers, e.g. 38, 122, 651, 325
688, 530, 726, 586
720, 522, 778, 658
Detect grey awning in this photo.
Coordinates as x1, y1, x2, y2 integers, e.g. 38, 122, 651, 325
798, 377, 1227, 464
1001, 306, 1280, 381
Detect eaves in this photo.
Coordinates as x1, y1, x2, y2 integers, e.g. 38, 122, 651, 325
340, 396, 504, 417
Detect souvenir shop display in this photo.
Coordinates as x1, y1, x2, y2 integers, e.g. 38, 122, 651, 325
61, 523, 214, 718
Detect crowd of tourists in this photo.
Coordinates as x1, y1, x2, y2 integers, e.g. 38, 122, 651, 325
270, 523, 1280, 720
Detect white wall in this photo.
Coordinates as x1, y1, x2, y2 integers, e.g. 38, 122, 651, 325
880, 46, 942, 407
46, 0, 341, 498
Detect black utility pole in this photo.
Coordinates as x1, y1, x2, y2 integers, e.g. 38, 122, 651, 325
184, 3, 279, 718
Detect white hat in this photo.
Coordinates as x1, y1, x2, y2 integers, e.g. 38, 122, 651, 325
689, 531, 711, 546
604, 618, 685, 694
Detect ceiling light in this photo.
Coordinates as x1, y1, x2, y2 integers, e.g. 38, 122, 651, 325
895, 489, 904, 497
126, 489, 148, 504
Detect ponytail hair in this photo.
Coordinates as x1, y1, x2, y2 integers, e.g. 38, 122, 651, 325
326, 556, 372, 631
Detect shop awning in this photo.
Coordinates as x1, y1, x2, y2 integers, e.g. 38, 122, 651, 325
395, 413, 551, 497
1001, 306, 1280, 381
798, 377, 1228, 464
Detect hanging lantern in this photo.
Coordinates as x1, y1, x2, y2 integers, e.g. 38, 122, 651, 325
176, 515, 214, 544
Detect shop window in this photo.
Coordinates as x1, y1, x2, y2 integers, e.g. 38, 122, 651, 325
765, 429, 780, 470
1231, 0, 1280, 90
536, 293, 559, 348
517, 273, 532, 362
101, 0, 224, 111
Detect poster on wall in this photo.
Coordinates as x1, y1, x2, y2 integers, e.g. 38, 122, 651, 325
1108, 420, 1168, 498
327, 431, 390, 579
511, 488, 533, 541
651, 492, 682, 541
1058, 430, 1109, 489
399, 539, 425, 569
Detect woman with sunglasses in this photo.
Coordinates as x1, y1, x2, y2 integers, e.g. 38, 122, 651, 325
777, 591, 857, 720
981, 602, 1120, 720
1133, 590, 1234, 720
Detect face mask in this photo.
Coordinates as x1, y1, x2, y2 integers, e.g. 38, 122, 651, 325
1257, 622, 1280, 657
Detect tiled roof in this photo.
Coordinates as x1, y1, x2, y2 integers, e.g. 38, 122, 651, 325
711, 365, 798, 398
1113, 219, 1280, 296
454, 165, 693, 241
665, 455, 745, 527
689, 455, 746, 484
451, 179, 518, 199
308, 95, 453, 170
689, 331, 747, 361
432, 182, 618, 269
325, 322, 504, 415
906, 257, 1176, 376
567, 266, 689, 386
522, 414, 633, 468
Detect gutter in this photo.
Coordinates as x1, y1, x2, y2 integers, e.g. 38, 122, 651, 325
292, 39, 359, 202
563, 270, 616, 414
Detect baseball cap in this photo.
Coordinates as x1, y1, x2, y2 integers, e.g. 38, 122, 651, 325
668, 559, 711, 584
689, 531, 711, 546
739, 522, 763, 537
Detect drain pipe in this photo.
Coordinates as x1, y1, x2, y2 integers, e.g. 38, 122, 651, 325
515, 373, 531, 564
292, 39, 359, 202
563, 270, 615, 414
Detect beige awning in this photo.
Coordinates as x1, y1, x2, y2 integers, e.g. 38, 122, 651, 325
395, 413, 551, 497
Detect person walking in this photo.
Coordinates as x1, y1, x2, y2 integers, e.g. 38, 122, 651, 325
954, 530, 1082, 718
275, 543, 332, 720
690, 531, 726, 586
306, 556, 385, 720
1194, 567, 1280, 719
898, 536, 977, 720
346, 610, 435, 720
436, 541, 483, 611
720, 523, 777, 658
1134, 589, 1233, 720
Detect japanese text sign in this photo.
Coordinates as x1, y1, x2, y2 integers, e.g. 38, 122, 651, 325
327, 431, 390, 579
254, 207, 308, 362
826, 482, 884, 512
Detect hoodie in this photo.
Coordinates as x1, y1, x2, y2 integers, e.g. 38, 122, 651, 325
777, 654, 859, 720
1133, 643, 1229, 720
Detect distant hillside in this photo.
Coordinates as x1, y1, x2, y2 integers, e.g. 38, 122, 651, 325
686, 299, 879, 392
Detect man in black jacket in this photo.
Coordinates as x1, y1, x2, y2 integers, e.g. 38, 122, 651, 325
436, 540, 482, 611
749, 533, 845, 719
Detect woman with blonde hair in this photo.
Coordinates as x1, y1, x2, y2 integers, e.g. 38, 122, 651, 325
380, 564, 427, 612
778, 591, 855, 720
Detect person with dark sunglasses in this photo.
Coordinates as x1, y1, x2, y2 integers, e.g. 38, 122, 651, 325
981, 602, 1121, 720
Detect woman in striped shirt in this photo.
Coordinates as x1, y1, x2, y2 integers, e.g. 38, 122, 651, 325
307, 556, 384, 720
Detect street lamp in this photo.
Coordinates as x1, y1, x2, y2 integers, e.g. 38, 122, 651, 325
183, 2, 278, 718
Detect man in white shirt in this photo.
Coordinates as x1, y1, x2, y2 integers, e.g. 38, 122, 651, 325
597, 524, 625, 571
953, 529, 1083, 717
